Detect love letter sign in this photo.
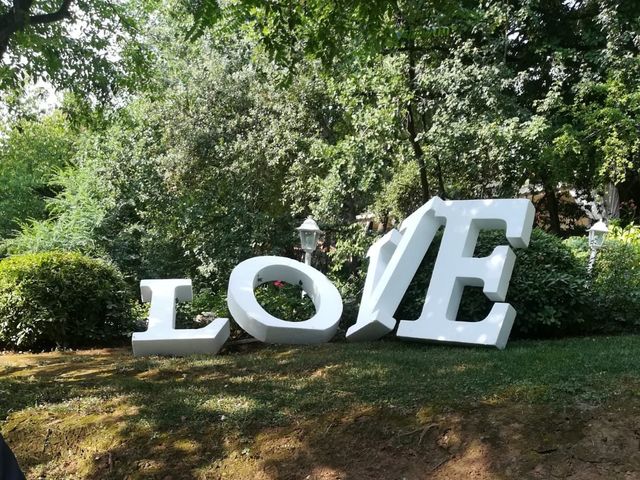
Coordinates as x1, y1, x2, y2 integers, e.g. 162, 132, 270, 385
132, 197, 535, 356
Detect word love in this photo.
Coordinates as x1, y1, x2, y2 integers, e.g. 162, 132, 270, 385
132, 197, 534, 356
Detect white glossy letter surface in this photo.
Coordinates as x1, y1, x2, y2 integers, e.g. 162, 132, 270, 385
397, 199, 534, 349
351, 197, 534, 349
227, 256, 343, 344
347, 198, 443, 341
132, 279, 230, 356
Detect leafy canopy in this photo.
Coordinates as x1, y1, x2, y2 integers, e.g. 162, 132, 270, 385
0, 0, 152, 101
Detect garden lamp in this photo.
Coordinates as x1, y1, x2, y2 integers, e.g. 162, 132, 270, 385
297, 216, 323, 266
588, 220, 608, 250
587, 219, 608, 273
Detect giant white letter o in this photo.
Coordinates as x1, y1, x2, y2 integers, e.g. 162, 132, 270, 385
227, 256, 343, 344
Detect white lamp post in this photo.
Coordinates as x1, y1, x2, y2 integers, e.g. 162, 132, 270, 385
587, 219, 608, 273
297, 217, 323, 266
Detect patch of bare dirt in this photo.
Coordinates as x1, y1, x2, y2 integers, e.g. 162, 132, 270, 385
225, 403, 640, 480
6, 400, 640, 479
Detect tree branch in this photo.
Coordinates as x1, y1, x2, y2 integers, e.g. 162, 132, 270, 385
0, 0, 74, 61
29, 0, 73, 26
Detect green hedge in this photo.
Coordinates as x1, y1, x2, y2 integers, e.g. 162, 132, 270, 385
0, 251, 136, 350
565, 229, 640, 331
592, 239, 640, 328
483, 229, 593, 337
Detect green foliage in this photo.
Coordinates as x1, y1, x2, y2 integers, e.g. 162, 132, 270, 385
254, 282, 315, 323
4, 41, 337, 290
492, 230, 593, 337
2, 156, 113, 256
0, 111, 76, 239
327, 224, 375, 323
566, 224, 640, 330
198, 0, 640, 230
417, 43, 526, 199
591, 239, 640, 327
174, 283, 315, 338
151, 49, 328, 288
189, 0, 473, 68
608, 223, 640, 245
2, 98, 189, 283
0, 0, 153, 102
372, 159, 423, 221
0, 251, 136, 350
175, 287, 228, 329
310, 55, 414, 225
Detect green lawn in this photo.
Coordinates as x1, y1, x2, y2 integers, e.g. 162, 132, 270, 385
2, 336, 640, 479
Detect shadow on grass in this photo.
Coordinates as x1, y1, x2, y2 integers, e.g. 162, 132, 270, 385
2, 336, 640, 478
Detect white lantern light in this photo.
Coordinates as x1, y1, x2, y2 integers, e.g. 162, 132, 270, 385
296, 217, 323, 265
587, 220, 608, 250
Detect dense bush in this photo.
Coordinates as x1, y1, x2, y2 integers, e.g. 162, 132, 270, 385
0, 252, 136, 350
175, 287, 229, 329
591, 240, 640, 328
328, 224, 374, 331
490, 229, 594, 336
566, 224, 640, 331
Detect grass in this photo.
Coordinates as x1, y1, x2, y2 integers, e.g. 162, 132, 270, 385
2, 335, 640, 479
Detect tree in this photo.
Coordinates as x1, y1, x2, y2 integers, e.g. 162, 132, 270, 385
0, 0, 73, 58
499, 0, 640, 232
191, 0, 640, 234
0, 0, 152, 101
3, 39, 335, 288
190, 0, 477, 203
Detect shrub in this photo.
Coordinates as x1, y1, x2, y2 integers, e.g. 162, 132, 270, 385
327, 224, 379, 334
609, 223, 640, 244
174, 283, 315, 343
565, 225, 640, 330
591, 239, 640, 327
0, 251, 136, 350
497, 229, 594, 336
175, 287, 229, 330
255, 281, 315, 322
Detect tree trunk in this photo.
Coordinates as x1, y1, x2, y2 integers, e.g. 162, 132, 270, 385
0, 1, 32, 58
406, 50, 430, 202
544, 181, 561, 235
406, 101, 430, 202
435, 154, 447, 198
